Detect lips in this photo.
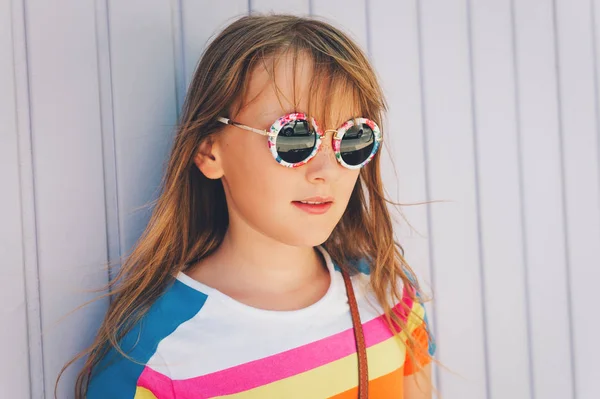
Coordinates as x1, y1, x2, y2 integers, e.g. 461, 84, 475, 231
292, 196, 334, 215
295, 196, 334, 204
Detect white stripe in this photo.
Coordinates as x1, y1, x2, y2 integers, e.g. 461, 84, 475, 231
147, 248, 397, 379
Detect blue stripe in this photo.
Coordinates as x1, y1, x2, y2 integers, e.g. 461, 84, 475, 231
333, 257, 372, 275
87, 279, 208, 398
353, 258, 371, 275
422, 307, 437, 356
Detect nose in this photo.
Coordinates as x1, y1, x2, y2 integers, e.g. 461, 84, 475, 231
304, 130, 340, 183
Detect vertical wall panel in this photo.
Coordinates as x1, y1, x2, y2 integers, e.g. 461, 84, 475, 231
251, 0, 309, 15
95, 0, 121, 283
368, 0, 433, 303
0, 0, 31, 397
23, 0, 111, 397
368, 0, 438, 390
182, 0, 249, 88
513, 1, 575, 398
108, 0, 179, 253
312, 0, 368, 53
556, 0, 600, 397
418, 0, 488, 397
367, 0, 432, 272
469, 1, 532, 398
7, 1, 46, 397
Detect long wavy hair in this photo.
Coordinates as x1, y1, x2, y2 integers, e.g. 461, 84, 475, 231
56, 13, 437, 398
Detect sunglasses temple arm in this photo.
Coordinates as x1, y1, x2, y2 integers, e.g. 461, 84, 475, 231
217, 117, 273, 137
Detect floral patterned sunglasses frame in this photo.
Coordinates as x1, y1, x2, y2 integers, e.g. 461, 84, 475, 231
217, 112, 382, 170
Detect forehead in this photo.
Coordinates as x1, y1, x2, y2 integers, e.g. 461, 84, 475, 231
234, 50, 362, 128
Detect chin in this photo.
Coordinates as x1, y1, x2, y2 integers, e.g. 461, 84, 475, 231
278, 224, 336, 248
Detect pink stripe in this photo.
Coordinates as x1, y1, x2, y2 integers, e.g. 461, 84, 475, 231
172, 286, 414, 399
138, 366, 175, 399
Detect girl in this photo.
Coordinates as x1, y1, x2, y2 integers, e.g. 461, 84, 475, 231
58, 13, 437, 399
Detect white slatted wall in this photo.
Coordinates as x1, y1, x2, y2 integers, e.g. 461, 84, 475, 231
1, 1, 599, 398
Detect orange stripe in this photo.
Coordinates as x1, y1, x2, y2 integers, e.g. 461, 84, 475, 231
403, 322, 433, 376
328, 367, 404, 399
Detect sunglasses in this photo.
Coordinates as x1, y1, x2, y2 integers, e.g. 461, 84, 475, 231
217, 112, 382, 169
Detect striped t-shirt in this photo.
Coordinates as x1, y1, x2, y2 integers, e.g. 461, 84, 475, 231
87, 246, 435, 398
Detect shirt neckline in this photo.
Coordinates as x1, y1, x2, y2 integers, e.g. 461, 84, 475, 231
174, 245, 340, 319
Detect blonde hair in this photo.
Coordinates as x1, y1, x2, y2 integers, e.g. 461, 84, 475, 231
56, 14, 437, 398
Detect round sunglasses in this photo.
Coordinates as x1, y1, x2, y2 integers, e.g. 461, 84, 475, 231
217, 112, 382, 169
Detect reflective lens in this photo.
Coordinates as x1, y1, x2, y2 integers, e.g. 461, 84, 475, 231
276, 119, 317, 164
339, 123, 376, 166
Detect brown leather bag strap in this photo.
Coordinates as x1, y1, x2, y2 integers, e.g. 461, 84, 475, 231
341, 266, 368, 399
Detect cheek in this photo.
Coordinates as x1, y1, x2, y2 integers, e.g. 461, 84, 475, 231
220, 133, 298, 212
340, 169, 361, 194
332, 169, 360, 215
221, 132, 272, 180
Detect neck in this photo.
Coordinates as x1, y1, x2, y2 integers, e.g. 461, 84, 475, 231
197, 213, 329, 295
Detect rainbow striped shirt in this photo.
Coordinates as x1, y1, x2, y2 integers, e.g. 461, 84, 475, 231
87, 247, 435, 398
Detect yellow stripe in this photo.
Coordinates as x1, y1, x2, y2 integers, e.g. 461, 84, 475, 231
215, 334, 407, 398
134, 386, 158, 399
405, 300, 426, 335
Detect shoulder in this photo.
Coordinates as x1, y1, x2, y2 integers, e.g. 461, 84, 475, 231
86, 277, 208, 398
334, 252, 436, 352
330, 252, 436, 372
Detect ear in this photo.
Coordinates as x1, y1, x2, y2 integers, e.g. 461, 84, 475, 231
193, 136, 224, 179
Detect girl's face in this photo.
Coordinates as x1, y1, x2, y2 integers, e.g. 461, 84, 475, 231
195, 52, 362, 247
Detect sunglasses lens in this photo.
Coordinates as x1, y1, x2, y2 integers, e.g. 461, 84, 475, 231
276, 119, 317, 164
340, 123, 376, 166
